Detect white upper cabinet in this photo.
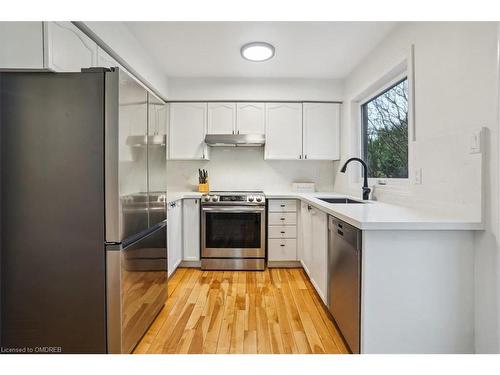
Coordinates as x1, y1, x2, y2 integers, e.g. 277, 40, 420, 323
169, 102, 209, 160
0, 22, 44, 69
44, 22, 98, 72
96, 46, 120, 69
236, 103, 265, 134
0, 22, 98, 72
207, 103, 236, 134
265, 103, 303, 160
302, 103, 340, 160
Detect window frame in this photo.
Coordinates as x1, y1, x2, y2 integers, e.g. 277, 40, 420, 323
360, 75, 410, 182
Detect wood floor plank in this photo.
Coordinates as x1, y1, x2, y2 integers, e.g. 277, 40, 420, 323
134, 267, 349, 354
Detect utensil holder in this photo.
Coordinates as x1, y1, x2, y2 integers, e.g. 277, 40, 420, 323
198, 183, 209, 193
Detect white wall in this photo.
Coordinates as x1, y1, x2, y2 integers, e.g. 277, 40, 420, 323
167, 77, 342, 193
335, 22, 499, 353
167, 77, 343, 101
167, 147, 335, 192
82, 22, 169, 98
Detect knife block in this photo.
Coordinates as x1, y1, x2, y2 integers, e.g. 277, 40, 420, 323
198, 183, 209, 193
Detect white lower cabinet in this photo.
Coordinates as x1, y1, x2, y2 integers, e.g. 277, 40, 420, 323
310, 207, 328, 304
298, 201, 328, 304
167, 200, 183, 277
268, 199, 298, 262
268, 239, 297, 261
299, 201, 313, 275
182, 198, 200, 261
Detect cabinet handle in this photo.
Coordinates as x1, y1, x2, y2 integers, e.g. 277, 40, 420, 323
299, 155, 302, 159
280, 204, 285, 207
305, 154, 308, 159
280, 231, 285, 234
232, 130, 234, 134
307, 205, 312, 211
280, 218, 285, 221
280, 244, 285, 247
195, 200, 198, 205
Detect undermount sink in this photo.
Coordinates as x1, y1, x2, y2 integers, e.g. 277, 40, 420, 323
318, 197, 365, 204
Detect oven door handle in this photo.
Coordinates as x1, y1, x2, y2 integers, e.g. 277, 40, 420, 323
202, 206, 265, 213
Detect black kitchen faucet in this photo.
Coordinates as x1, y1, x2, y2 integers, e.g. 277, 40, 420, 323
340, 157, 371, 200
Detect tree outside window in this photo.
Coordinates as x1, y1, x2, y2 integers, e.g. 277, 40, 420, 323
362, 78, 409, 179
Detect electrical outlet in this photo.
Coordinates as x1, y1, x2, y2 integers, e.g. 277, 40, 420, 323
414, 168, 422, 184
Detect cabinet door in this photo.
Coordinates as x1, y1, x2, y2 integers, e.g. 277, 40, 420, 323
300, 202, 313, 275
0, 22, 44, 69
264, 103, 303, 160
207, 103, 236, 134
182, 199, 200, 261
167, 200, 183, 277
311, 208, 328, 304
236, 103, 265, 134
169, 103, 208, 160
45, 22, 98, 72
303, 103, 340, 160
268, 239, 297, 261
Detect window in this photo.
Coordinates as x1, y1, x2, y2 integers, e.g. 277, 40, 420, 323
362, 78, 409, 179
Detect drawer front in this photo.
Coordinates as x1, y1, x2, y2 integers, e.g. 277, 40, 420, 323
268, 239, 297, 261
268, 225, 297, 239
268, 199, 297, 212
268, 212, 297, 226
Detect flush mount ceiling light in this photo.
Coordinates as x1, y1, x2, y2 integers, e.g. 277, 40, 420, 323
240, 42, 275, 62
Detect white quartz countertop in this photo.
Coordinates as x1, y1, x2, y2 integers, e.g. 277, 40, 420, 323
167, 191, 482, 231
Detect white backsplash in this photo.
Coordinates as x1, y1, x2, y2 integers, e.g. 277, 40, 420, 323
167, 147, 335, 192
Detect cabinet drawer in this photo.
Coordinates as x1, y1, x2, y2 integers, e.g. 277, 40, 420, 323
268, 239, 297, 261
268, 212, 297, 226
269, 199, 297, 212
268, 225, 297, 239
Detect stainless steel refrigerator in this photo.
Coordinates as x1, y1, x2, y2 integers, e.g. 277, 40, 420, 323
0, 68, 168, 353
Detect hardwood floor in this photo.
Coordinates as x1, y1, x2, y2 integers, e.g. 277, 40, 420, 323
133, 268, 349, 354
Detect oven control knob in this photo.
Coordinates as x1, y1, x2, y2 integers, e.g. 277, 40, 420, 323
248, 196, 254, 202
255, 196, 262, 202
203, 195, 210, 202
211, 196, 218, 202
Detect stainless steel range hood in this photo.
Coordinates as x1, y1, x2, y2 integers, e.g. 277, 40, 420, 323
204, 134, 265, 147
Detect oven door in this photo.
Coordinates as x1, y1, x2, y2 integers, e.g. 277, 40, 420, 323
201, 206, 266, 258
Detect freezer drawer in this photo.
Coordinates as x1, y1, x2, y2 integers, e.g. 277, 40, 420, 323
107, 222, 168, 354
328, 216, 362, 354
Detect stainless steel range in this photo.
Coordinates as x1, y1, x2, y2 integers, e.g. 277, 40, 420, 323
201, 191, 266, 270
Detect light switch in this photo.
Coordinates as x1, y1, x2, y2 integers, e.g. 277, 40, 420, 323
470, 130, 482, 154
414, 168, 422, 184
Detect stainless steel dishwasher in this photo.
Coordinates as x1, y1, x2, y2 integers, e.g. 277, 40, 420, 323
328, 216, 362, 354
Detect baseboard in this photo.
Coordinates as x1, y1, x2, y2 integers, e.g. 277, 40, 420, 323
179, 260, 201, 268
267, 260, 302, 268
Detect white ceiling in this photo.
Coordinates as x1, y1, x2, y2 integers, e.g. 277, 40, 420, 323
124, 22, 397, 79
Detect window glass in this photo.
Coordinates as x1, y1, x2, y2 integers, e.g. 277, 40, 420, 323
362, 78, 409, 179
